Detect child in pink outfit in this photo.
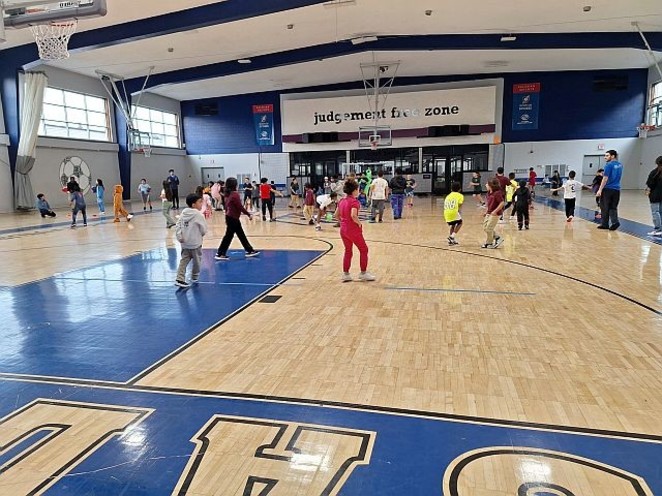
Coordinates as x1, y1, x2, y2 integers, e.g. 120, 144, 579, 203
337, 179, 376, 282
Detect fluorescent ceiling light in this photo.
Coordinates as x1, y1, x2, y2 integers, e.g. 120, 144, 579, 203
500, 35, 517, 42
238, 59, 252, 64
351, 35, 378, 45
323, 0, 357, 8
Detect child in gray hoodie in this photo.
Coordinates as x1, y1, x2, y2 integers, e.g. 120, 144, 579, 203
175, 193, 208, 288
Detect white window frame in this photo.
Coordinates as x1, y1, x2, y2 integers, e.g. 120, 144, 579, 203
39, 87, 112, 142
648, 80, 662, 128
130, 105, 182, 149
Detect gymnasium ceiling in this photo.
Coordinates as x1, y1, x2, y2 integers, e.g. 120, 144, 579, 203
1, 0, 662, 101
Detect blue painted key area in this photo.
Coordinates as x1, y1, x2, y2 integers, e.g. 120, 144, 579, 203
0, 248, 322, 382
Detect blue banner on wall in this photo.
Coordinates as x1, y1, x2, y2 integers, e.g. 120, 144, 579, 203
253, 104, 275, 146
512, 83, 540, 131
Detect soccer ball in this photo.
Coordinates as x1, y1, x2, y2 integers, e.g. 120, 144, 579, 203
59, 156, 92, 195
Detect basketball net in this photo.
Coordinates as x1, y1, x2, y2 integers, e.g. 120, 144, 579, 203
30, 20, 78, 60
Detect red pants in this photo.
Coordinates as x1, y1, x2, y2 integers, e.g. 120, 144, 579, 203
340, 226, 368, 272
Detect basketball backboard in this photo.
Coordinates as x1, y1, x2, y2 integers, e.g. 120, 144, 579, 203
2, 0, 106, 28
358, 125, 392, 149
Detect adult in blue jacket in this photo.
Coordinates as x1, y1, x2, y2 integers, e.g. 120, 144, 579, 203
596, 149, 623, 231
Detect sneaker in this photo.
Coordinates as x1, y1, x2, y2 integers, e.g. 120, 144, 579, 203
143, 207, 146, 211
609, 222, 620, 231
525, 225, 530, 230
175, 280, 190, 288
245, 251, 260, 258
597, 225, 609, 230
269, 218, 275, 222
378, 219, 383, 223
358, 271, 376, 281
647, 230, 659, 236
308, 220, 314, 225
70, 224, 76, 228
480, 243, 492, 248
127, 214, 134, 220
262, 216, 266, 221
493, 237, 504, 248
191, 278, 199, 285
214, 254, 230, 261
447, 236, 453, 244
566, 217, 572, 222
369, 219, 376, 223
150, 206, 153, 211
315, 225, 322, 231
518, 226, 522, 230
83, 223, 87, 227
333, 222, 340, 227
341, 272, 353, 282
655, 231, 662, 236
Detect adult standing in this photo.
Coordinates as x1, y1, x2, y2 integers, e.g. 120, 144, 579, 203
389, 168, 407, 220
551, 171, 561, 196
166, 169, 180, 209
645, 155, 662, 236
369, 170, 389, 223
596, 149, 623, 231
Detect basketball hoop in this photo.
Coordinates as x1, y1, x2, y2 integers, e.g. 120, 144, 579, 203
637, 124, 655, 139
369, 134, 381, 151
30, 20, 78, 60
136, 147, 152, 158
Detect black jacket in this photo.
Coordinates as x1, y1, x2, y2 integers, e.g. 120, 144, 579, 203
389, 175, 407, 194
513, 187, 530, 208
646, 168, 662, 203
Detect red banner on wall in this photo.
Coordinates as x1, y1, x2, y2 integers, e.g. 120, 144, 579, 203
513, 83, 541, 94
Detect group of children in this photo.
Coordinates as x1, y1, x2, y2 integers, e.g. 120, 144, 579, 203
446, 167, 602, 248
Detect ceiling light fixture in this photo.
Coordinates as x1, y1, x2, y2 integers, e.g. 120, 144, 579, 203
500, 35, 517, 42
425, 10, 432, 16
238, 59, 252, 64
323, 0, 356, 8
351, 35, 379, 45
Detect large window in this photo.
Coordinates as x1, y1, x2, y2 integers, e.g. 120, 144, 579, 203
131, 105, 181, 148
649, 80, 662, 128
39, 87, 111, 141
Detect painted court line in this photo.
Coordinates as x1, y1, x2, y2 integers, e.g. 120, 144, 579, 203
52, 276, 304, 287
386, 286, 536, 296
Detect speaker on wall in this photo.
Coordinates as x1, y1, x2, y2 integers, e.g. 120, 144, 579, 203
302, 132, 339, 143
194, 103, 218, 116
427, 125, 470, 137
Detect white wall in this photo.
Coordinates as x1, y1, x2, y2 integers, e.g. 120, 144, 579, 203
186, 153, 289, 185
32, 138, 120, 208
132, 149, 191, 197
504, 138, 643, 189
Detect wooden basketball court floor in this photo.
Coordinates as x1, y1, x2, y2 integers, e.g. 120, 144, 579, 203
0, 189, 660, 495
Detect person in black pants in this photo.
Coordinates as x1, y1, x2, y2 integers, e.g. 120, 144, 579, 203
214, 177, 260, 261
167, 169, 180, 209
596, 149, 623, 231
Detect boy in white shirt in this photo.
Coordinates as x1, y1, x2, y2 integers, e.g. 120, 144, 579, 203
314, 192, 338, 231
551, 170, 589, 222
369, 170, 389, 223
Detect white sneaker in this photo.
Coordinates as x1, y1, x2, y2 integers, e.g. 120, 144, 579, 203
655, 231, 662, 236
341, 272, 352, 282
358, 271, 376, 282
647, 230, 659, 236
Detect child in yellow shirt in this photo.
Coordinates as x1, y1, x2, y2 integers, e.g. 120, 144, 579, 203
443, 182, 464, 245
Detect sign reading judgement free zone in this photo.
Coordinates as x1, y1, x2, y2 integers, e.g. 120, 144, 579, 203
281, 86, 497, 135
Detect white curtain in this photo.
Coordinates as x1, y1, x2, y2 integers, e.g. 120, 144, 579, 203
14, 72, 48, 210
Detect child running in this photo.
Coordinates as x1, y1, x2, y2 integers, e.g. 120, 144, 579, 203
113, 184, 134, 223
504, 172, 517, 220
137, 179, 152, 211
214, 177, 260, 261
551, 170, 589, 222
443, 182, 464, 245
70, 190, 87, 228
175, 194, 208, 288
482, 178, 505, 248
471, 171, 484, 206
338, 180, 375, 282
302, 183, 316, 225
513, 180, 531, 230
259, 177, 283, 221
160, 180, 176, 228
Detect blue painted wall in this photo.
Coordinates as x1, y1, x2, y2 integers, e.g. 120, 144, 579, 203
181, 92, 282, 155
181, 69, 648, 155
